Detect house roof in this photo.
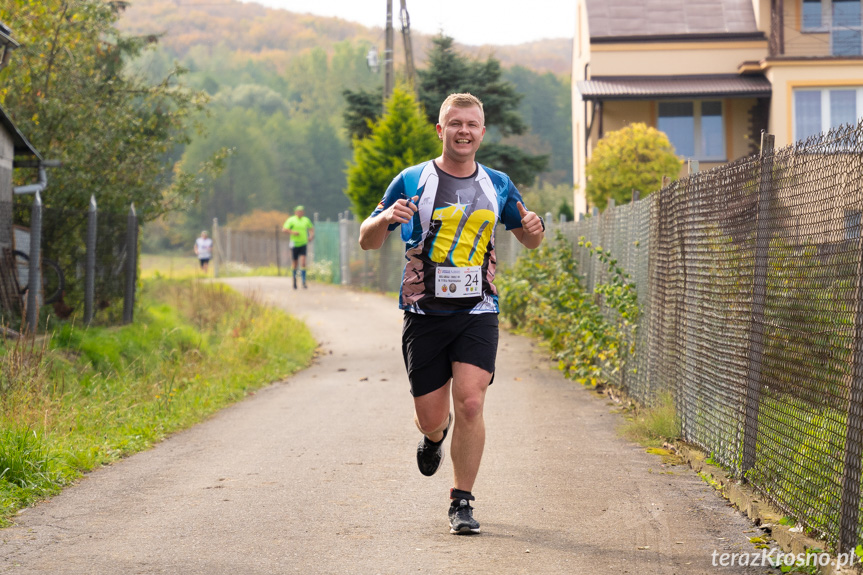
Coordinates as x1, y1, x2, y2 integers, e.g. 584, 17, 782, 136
576, 74, 772, 100
0, 104, 42, 160
586, 0, 761, 40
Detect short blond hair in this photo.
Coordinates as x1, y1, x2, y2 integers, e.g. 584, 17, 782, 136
438, 93, 484, 126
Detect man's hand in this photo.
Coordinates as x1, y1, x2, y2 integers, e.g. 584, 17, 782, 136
517, 202, 543, 236
384, 196, 418, 225
359, 195, 418, 251
512, 201, 544, 249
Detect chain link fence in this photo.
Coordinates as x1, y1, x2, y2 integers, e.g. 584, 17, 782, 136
0, 197, 139, 329
570, 124, 863, 553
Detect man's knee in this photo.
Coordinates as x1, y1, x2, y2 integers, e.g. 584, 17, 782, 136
455, 396, 484, 422
414, 411, 449, 435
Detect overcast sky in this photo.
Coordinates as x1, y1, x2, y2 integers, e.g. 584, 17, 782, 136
238, 0, 576, 46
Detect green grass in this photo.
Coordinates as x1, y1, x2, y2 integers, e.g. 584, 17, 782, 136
140, 253, 332, 282
619, 391, 681, 448
140, 253, 205, 279
0, 278, 316, 525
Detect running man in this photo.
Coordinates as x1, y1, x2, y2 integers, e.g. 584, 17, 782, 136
282, 205, 314, 289
194, 230, 213, 273
358, 93, 544, 534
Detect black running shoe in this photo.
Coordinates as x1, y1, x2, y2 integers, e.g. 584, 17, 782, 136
449, 498, 480, 534
416, 412, 452, 477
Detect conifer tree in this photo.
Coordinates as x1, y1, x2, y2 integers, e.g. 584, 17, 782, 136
345, 87, 439, 219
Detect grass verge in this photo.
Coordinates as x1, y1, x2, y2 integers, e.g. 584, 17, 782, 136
618, 391, 681, 449
0, 278, 316, 526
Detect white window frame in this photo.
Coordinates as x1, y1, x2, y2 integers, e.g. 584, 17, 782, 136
657, 100, 726, 162
792, 87, 863, 141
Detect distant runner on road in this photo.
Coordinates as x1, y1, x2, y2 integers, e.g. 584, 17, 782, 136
358, 93, 545, 535
283, 205, 314, 289
194, 230, 213, 273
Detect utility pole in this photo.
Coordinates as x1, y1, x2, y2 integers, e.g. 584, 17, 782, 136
384, 0, 394, 109
400, 0, 416, 91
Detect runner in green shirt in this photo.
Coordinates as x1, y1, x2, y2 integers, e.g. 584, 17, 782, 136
282, 205, 315, 289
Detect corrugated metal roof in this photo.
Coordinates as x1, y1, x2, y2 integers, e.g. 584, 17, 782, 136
0, 104, 42, 159
576, 75, 772, 100
586, 0, 760, 39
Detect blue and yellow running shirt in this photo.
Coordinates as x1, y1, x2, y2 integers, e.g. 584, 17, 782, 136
370, 161, 526, 315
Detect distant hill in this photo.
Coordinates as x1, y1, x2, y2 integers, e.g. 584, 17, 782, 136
118, 0, 572, 76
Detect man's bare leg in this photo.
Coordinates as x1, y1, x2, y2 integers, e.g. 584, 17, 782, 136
299, 254, 307, 287
413, 380, 452, 441
450, 362, 491, 492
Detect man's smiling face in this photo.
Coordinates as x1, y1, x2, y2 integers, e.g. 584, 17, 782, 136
437, 104, 485, 164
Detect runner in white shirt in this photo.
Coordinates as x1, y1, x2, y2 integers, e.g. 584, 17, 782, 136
194, 231, 213, 273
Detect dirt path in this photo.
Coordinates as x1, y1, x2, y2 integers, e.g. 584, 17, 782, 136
1, 278, 763, 574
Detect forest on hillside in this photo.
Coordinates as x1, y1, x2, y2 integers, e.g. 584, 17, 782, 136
117, 0, 573, 249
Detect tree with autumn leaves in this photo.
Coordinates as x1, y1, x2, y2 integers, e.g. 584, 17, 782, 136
586, 123, 682, 210
0, 0, 218, 218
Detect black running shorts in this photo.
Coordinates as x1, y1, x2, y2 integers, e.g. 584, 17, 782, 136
401, 312, 499, 397
291, 245, 307, 261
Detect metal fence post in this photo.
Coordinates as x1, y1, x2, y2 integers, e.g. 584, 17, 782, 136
275, 225, 281, 276
310, 212, 318, 267
742, 132, 775, 475
339, 213, 351, 286
839, 156, 863, 553
123, 203, 138, 324
226, 227, 232, 264
25, 191, 42, 333
212, 218, 220, 278
84, 195, 97, 325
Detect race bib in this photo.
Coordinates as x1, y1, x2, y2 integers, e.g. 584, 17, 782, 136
435, 266, 482, 298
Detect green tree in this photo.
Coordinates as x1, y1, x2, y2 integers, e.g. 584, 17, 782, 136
0, 0, 210, 218
586, 123, 682, 210
521, 182, 575, 221
180, 107, 278, 234
345, 87, 438, 219
417, 36, 546, 187
342, 88, 381, 141
344, 35, 548, 188
504, 65, 573, 186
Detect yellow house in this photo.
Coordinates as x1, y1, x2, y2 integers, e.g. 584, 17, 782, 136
572, 0, 863, 215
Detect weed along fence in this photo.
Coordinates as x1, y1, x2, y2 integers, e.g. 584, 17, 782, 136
1, 195, 140, 330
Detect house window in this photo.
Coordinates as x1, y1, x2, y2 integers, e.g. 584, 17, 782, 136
793, 87, 863, 140
803, 0, 823, 28
657, 100, 725, 161
800, 0, 863, 56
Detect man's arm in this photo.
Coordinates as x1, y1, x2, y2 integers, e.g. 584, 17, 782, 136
359, 196, 418, 251
510, 201, 544, 249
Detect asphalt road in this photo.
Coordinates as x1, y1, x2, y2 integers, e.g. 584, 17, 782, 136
1, 278, 766, 574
